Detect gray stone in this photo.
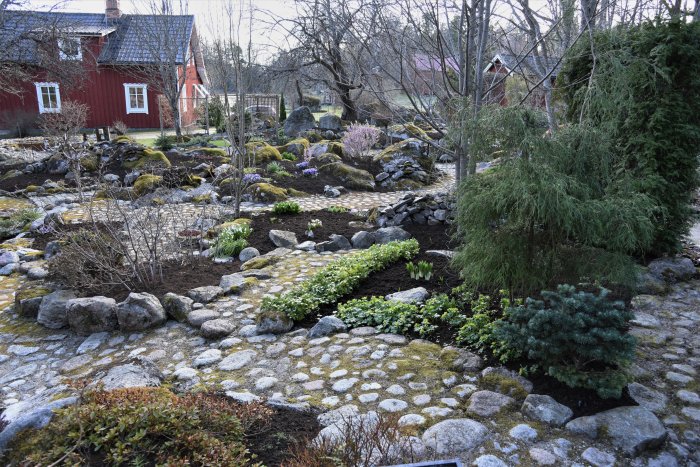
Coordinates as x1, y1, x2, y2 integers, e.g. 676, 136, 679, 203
173, 367, 198, 381
66, 296, 118, 335
238, 324, 258, 337
0, 251, 19, 267
398, 414, 426, 426
316, 234, 352, 252
0, 396, 78, 454
225, 391, 261, 403
161, 293, 193, 322
239, 247, 260, 262
318, 113, 342, 131
581, 447, 615, 467
421, 418, 488, 455
100, 358, 163, 390
318, 404, 360, 427
27, 266, 48, 279
570, 406, 668, 455
332, 378, 359, 392
269, 229, 298, 248
378, 398, 408, 412
467, 390, 515, 417
308, 316, 347, 338
676, 390, 700, 404
374, 226, 412, 244
473, 455, 508, 467
187, 308, 220, 327
187, 285, 224, 303
193, 349, 222, 367
218, 349, 257, 371
295, 241, 316, 251
628, 382, 668, 412
386, 287, 429, 304
351, 231, 376, 249
682, 407, 700, 421
521, 394, 573, 427
648, 257, 696, 282
200, 319, 235, 339
37, 290, 77, 329
219, 273, 248, 293
529, 447, 557, 465
323, 185, 341, 198
256, 311, 294, 334
284, 106, 316, 137
116, 292, 166, 331
509, 423, 538, 441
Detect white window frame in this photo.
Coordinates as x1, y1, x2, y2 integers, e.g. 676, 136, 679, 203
181, 84, 187, 112
58, 37, 82, 61
34, 82, 61, 113
124, 83, 148, 114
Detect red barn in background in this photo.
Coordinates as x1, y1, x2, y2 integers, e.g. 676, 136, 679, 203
0, 0, 209, 130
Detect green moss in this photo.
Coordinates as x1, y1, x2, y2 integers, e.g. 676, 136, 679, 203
396, 179, 423, 190
373, 139, 423, 164
123, 148, 171, 169
24, 185, 41, 193
113, 135, 135, 144
388, 123, 428, 139
15, 285, 51, 302
305, 131, 323, 143
245, 142, 282, 165
316, 152, 341, 164
245, 182, 288, 202
319, 162, 375, 191
94, 188, 132, 201
286, 188, 309, 197
214, 219, 252, 234
79, 155, 99, 172
241, 255, 280, 271
480, 372, 529, 400
196, 147, 227, 159
278, 138, 310, 156
192, 194, 212, 203
133, 174, 163, 196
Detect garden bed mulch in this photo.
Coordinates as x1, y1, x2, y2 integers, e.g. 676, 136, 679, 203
0, 170, 70, 192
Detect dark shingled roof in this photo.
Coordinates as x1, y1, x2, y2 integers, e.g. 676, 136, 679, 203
0, 10, 194, 65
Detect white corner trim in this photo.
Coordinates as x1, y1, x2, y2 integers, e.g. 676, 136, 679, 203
124, 83, 149, 114
34, 82, 61, 113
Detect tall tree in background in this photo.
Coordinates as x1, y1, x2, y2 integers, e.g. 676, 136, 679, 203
275, 0, 371, 121
131, 0, 195, 137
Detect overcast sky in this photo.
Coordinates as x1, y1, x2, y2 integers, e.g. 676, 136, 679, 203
24, 0, 297, 60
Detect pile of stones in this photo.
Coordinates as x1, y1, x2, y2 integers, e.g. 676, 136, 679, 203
375, 193, 454, 227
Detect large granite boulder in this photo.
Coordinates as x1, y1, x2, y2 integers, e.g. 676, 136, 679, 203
284, 106, 316, 137
66, 296, 119, 335
37, 290, 77, 329
116, 292, 166, 331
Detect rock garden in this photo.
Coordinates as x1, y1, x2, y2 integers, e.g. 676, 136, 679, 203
0, 103, 698, 466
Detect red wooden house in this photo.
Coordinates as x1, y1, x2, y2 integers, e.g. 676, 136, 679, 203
483, 53, 560, 108
0, 0, 209, 130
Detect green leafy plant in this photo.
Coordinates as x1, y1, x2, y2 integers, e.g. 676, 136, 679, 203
213, 224, 252, 258
3, 387, 266, 465
0, 208, 41, 236
406, 260, 433, 281
337, 297, 421, 334
272, 201, 301, 215
306, 219, 323, 236
262, 239, 419, 321
494, 284, 636, 398
281, 151, 297, 161
326, 205, 349, 213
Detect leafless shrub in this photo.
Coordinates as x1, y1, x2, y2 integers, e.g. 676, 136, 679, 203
39, 100, 89, 201
112, 120, 128, 136
283, 413, 423, 467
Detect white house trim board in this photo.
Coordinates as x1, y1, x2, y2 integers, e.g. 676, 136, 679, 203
58, 37, 82, 61
34, 82, 61, 113
124, 83, 148, 114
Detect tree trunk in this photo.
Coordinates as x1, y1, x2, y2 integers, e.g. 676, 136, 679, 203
338, 86, 357, 121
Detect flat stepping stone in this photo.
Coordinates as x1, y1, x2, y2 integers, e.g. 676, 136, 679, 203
187, 309, 220, 327
378, 399, 408, 412
218, 350, 256, 371
467, 390, 515, 417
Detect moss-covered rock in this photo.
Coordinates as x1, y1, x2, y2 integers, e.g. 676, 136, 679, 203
113, 135, 135, 144
388, 123, 429, 140
123, 148, 171, 169
277, 138, 310, 157
316, 152, 342, 164
24, 185, 41, 193
396, 179, 423, 190
318, 162, 375, 191
240, 255, 280, 271
191, 147, 228, 162
133, 174, 163, 196
213, 218, 252, 234
373, 138, 424, 165
14, 284, 52, 318
245, 182, 288, 202
79, 154, 99, 172
245, 142, 282, 165
286, 188, 309, 197
94, 188, 132, 200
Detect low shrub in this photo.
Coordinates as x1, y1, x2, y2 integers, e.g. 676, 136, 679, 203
154, 134, 174, 151
326, 205, 348, 213
337, 297, 421, 334
494, 284, 636, 398
272, 201, 301, 215
406, 260, 433, 280
267, 161, 284, 174
282, 151, 297, 161
213, 224, 252, 258
262, 239, 419, 321
3, 387, 268, 466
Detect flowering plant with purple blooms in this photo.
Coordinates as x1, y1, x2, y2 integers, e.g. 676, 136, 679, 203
296, 161, 309, 169
242, 173, 262, 184
303, 168, 318, 177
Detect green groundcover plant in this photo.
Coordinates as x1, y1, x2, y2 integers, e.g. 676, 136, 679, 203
262, 239, 418, 321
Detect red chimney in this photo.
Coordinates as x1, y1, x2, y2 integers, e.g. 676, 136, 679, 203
106, 0, 121, 19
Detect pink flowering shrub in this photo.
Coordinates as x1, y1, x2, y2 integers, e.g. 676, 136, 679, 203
342, 124, 381, 159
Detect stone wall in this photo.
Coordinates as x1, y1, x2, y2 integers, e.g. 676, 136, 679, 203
375, 193, 454, 227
